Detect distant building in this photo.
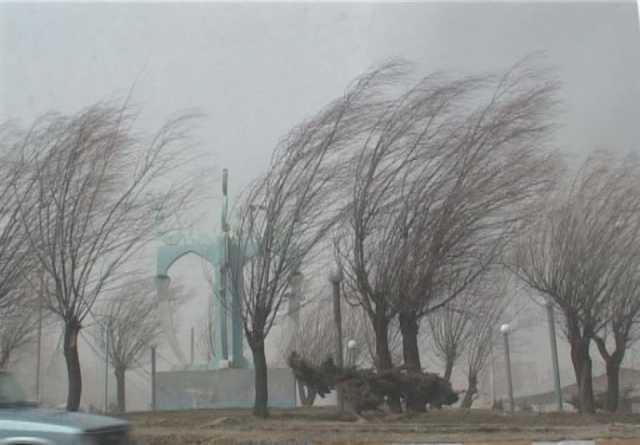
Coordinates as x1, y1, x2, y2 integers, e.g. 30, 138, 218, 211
514, 367, 640, 413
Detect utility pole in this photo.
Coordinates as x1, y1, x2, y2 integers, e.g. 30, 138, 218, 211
500, 324, 515, 413
490, 343, 496, 409
190, 327, 195, 367
104, 328, 110, 413
545, 299, 563, 411
329, 266, 344, 412
151, 346, 157, 411
35, 272, 44, 403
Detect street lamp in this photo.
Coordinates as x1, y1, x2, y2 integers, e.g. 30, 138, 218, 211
329, 266, 344, 412
529, 293, 564, 412
500, 323, 515, 413
347, 339, 357, 367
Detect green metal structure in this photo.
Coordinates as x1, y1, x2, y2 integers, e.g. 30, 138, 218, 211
154, 169, 249, 369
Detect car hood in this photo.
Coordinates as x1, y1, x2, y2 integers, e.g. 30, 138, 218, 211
0, 407, 128, 433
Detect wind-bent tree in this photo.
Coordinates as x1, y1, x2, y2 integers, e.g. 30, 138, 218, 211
338, 56, 559, 411
594, 282, 640, 412
92, 279, 162, 413
13, 103, 197, 411
591, 168, 640, 412
392, 59, 558, 383
513, 154, 640, 414
0, 126, 38, 309
230, 65, 400, 417
335, 69, 475, 411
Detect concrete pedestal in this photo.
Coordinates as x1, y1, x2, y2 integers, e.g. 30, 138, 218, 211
155, 368, 296, 410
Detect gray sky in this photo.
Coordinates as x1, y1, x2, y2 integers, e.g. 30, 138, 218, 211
2, 2, 639, 194
1, 1, 640, 407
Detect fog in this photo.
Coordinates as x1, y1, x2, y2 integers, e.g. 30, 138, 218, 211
1, 1, 639, 410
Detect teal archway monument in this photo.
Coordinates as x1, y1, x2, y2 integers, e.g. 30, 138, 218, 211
155, 169, 250, 369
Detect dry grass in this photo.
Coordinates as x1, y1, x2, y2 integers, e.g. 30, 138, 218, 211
127, 407, 640, 444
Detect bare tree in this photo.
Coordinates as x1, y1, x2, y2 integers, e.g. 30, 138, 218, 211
392, 58, 558, 379
229, 65, 399, 417
593, 223, 640, 412
427, 291, 475, 382
338, 56, 558, 412
460, 283, 509, 409
13, 103, 197, 411
0, 124, 39, 311
0, 291, 41, 369
92, 279, 162, 413
513, 153, 640, 414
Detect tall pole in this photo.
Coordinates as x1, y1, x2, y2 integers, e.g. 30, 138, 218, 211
545, 299, 563, 411
190, 326, 195, 367
220, 168, 229, 362
490, 343, 496, 409
501, 325, 515, 413
35, 273, 44, 403
151, 346, 157, 411
330, 268, 344, 412
104, 328, 110, 413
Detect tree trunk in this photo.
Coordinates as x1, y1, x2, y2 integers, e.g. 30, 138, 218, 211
569, 335, 595, 414
114, 366, 126, 414
373, 314, 402, 413
461, 373, 478, 409
63, 321, 82, 412
251, 339, 269, 418
399, 311, 425, 412
298, 381, 317, 407
594, 335, 625, 413
399, 311, 421, 370
443, 359, 454, 382
605, 360, 621, 412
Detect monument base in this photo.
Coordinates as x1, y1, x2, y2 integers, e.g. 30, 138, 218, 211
156, 368, 296, 410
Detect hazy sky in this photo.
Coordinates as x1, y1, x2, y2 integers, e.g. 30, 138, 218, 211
2, 2, 639, 194
1, 1, 640, 406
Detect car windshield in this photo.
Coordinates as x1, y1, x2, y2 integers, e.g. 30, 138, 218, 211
0, 373, 28, 406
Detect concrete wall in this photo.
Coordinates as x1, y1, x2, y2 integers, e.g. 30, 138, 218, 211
156, 368, 296, 410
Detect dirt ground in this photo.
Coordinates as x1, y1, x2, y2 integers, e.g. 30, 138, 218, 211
127, 407, 640, 445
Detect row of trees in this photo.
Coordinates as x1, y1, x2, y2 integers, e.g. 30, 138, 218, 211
2, 55, 636, 418
0, 103, 199, 411
230, 56, 564, 416
513, 155, 640, 413
234, 55, 640, 417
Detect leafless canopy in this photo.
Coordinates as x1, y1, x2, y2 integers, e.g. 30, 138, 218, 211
336, 56, 559, 381
230, 63, 404, 416
15, 104, 196, 323
93, 280, 161, 373
231, 63, 405, 347
513, 153, 640, 413
11, 101, 198, 410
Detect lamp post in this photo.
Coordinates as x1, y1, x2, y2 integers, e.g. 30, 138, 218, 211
545, 298, 563, 411
500, 323, 515, 413
104, 326, 110, 413
151, 345, 157, 411
329, 266, 344, 412
347, 339, 357, 367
